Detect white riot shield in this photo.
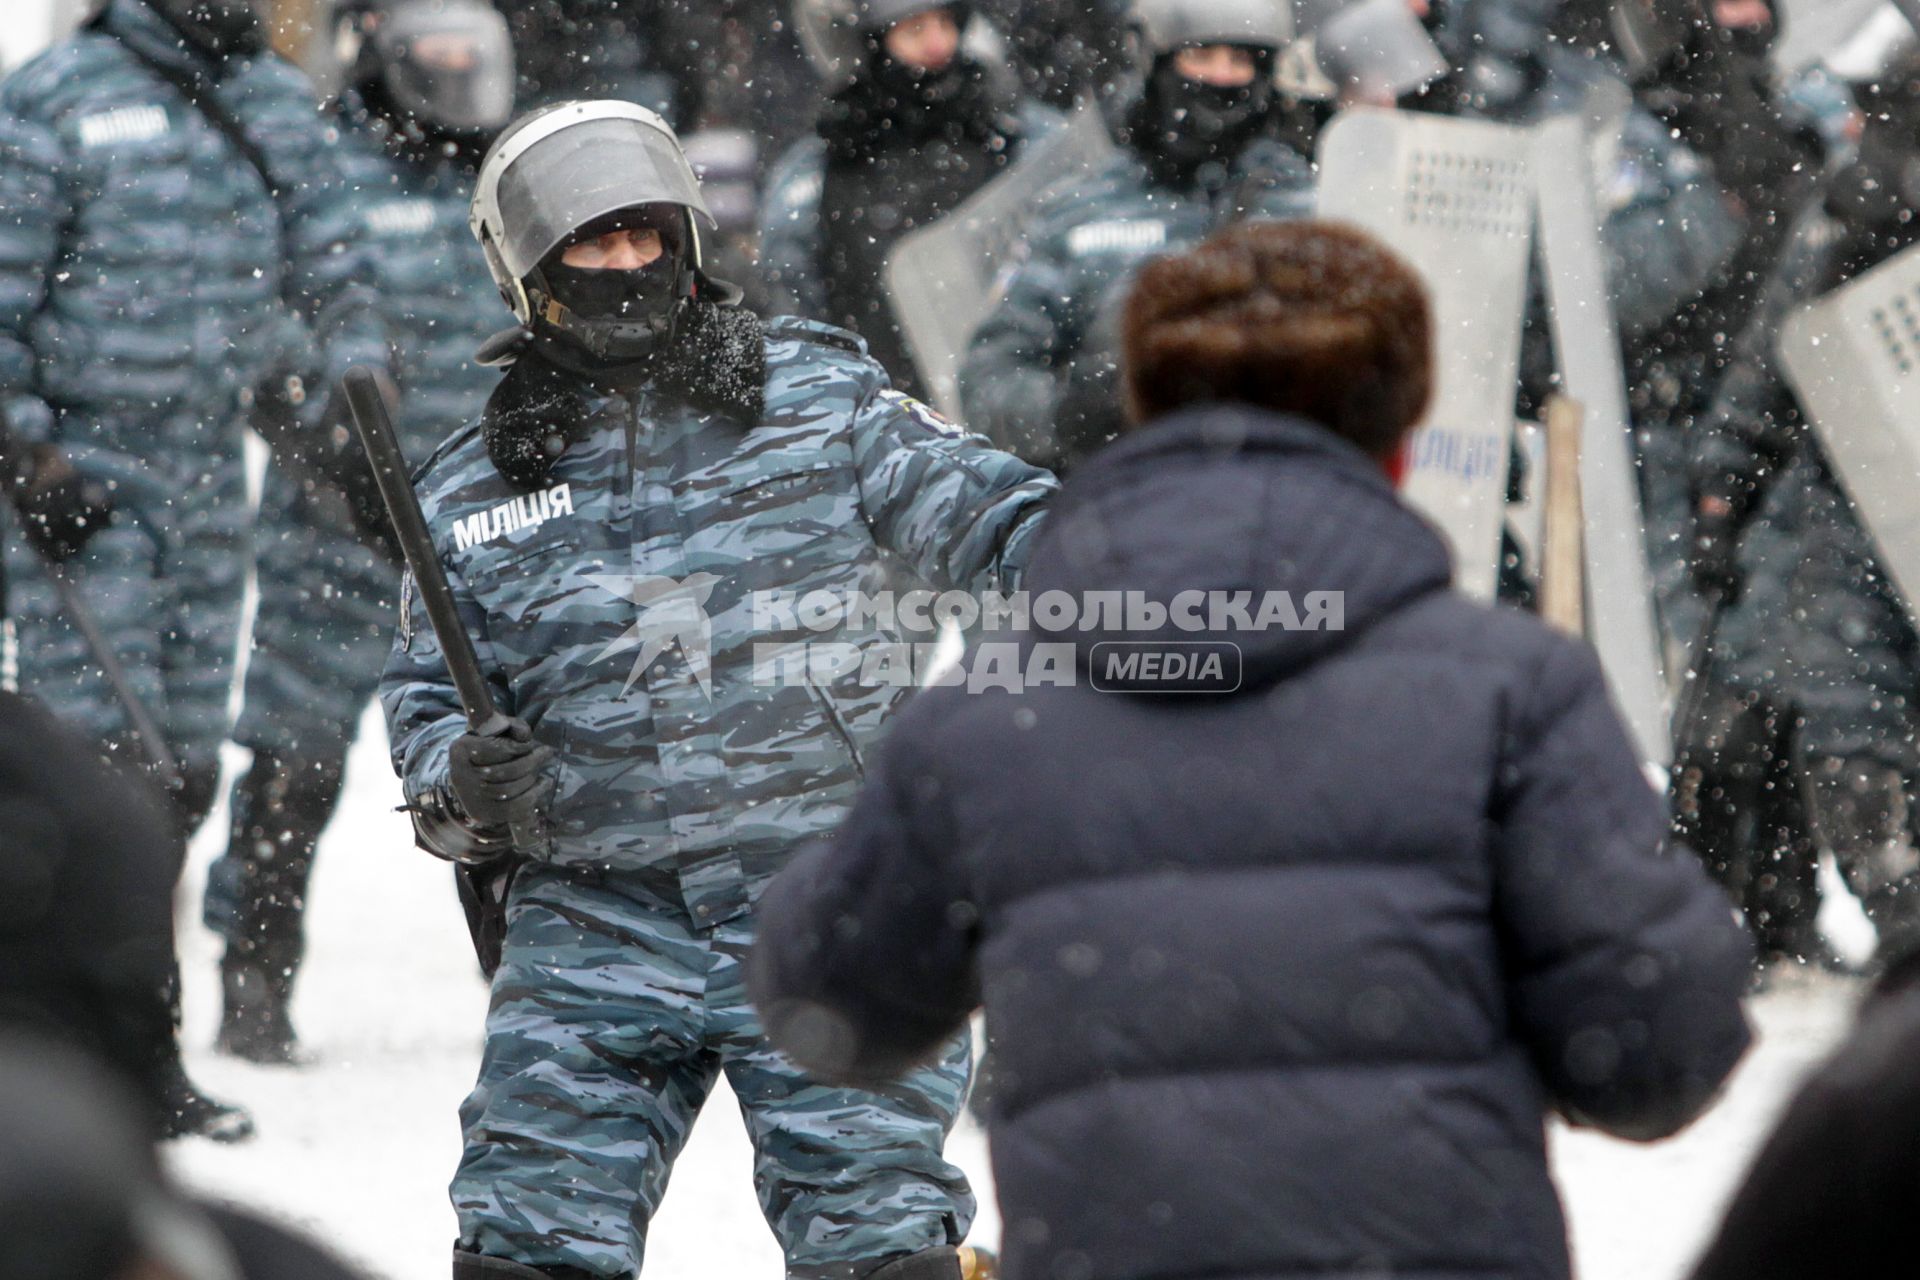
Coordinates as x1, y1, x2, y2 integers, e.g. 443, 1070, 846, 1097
1532, 112, 1672, 770
1315, 107, 1534, 600
885, 106, 1117, 419
1780, 243, 1920, 619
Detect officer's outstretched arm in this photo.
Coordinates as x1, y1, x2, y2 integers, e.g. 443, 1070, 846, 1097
851, 377, 1057, 597
0, 94, 70, 449
957, 244, 1079, 468
379, 553, 517, 861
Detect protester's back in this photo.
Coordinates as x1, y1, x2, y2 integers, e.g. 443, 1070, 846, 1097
753, 221, 1754, 1280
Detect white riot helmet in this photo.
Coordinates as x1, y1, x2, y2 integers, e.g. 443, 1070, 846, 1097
471, 100, 717, 361
1127, 0, 1293, 73
794, 0, 976, 90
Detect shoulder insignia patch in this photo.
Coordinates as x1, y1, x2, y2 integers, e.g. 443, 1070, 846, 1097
77, 104, 169, 147
879, 388, 964, 437
366, 198, 437, 236
1067, 219, 1167, 257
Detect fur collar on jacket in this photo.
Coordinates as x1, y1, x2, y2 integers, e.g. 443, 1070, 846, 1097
480, 298, 768, 490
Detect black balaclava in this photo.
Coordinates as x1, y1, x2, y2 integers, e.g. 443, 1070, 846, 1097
1639, 0, 1808, 188
1704, 0, 1779, 62
353, 69, 491, 164
1125, 46, 1278, 186
526, 207, 696, 382
819, 6, 1003, 158
149, 0, 268, 60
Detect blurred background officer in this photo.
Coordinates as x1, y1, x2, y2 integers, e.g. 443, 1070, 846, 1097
758, 0, 1059, 398
201, 0, 515, 1065
1626, 0, 1861, 969
1687, 44, 1920, 971
959, 0, 1313, 473
0, 0, 391, 1136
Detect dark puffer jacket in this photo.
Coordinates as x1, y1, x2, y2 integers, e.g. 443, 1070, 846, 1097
752, 407, 1753, 1280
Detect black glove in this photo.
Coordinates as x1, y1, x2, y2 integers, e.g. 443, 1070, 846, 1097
1689, 495, 1746, 603
448, 717, 556, 832
311, 383, 404, 565
251, 368, 404, 565
11, 444, 113, 563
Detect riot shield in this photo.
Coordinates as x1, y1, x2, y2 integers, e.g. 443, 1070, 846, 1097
1532, 111, 1672, 770
884, 105, 1117, 418
1314, 107, 1535, 601
1779, 243, 1920, 618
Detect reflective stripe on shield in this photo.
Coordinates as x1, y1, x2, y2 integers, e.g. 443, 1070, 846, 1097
1779, 243, 1920, 622
1314, 107, 1533, 601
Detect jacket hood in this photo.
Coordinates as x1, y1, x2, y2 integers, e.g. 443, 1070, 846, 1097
1020, 405, 1453, 692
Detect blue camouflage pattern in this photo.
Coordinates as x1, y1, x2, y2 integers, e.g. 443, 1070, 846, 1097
235, 101, 503, 760
381, 317, 1054, 922
1595, 103, 1743, 341
380, 316, 1049, 1273
459, 864, 974, 1279
0, 0, 385, 772
956, 136, 1314, 467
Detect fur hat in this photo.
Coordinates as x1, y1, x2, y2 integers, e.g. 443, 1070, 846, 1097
1120, 220, 1433, 460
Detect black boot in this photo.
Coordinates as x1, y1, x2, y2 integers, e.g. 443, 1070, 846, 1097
452, 1246, 598, 1279
156, 1054, 255, 1143
208, 750, 345, 1064
217, 947, 306, 1065
1806, 755, 1920, 967
864, 1247, 970, 1280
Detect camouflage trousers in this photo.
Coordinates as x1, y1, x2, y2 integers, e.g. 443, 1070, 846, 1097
232, 463, 395, 758
456, 865, 976, 1279
2, 460, 248, 784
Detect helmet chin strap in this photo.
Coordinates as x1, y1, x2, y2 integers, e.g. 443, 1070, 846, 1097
524, 260, 698, 366
528, 290, 681, 361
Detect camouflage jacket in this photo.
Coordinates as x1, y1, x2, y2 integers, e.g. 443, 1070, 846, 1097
0, 0, 385, 486
757, 99, 1062, 325
957, 137, 1314, 469
380, 317, 1056, 925
316, 98, 501, 464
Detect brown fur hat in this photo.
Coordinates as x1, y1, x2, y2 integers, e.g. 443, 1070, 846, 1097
1121, 220, 1434, 460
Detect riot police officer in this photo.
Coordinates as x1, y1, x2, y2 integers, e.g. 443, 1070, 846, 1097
1623, 0, 1858, 965
959, 0, 1313, 473
758, 0, 1058, 399
1689, 47, 1920, 969
0, 0, 391, 1139
380, 100, 1053, 1280
203, 0, 516, 1065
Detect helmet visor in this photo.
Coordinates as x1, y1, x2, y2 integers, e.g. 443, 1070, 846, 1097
491, 112, 716, 281
376, 3, 516, 134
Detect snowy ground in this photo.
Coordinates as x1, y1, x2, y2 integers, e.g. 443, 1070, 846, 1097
166, 708, 1864, 1280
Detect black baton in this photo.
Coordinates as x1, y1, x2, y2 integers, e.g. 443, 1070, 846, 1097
339, 366, 541, 852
